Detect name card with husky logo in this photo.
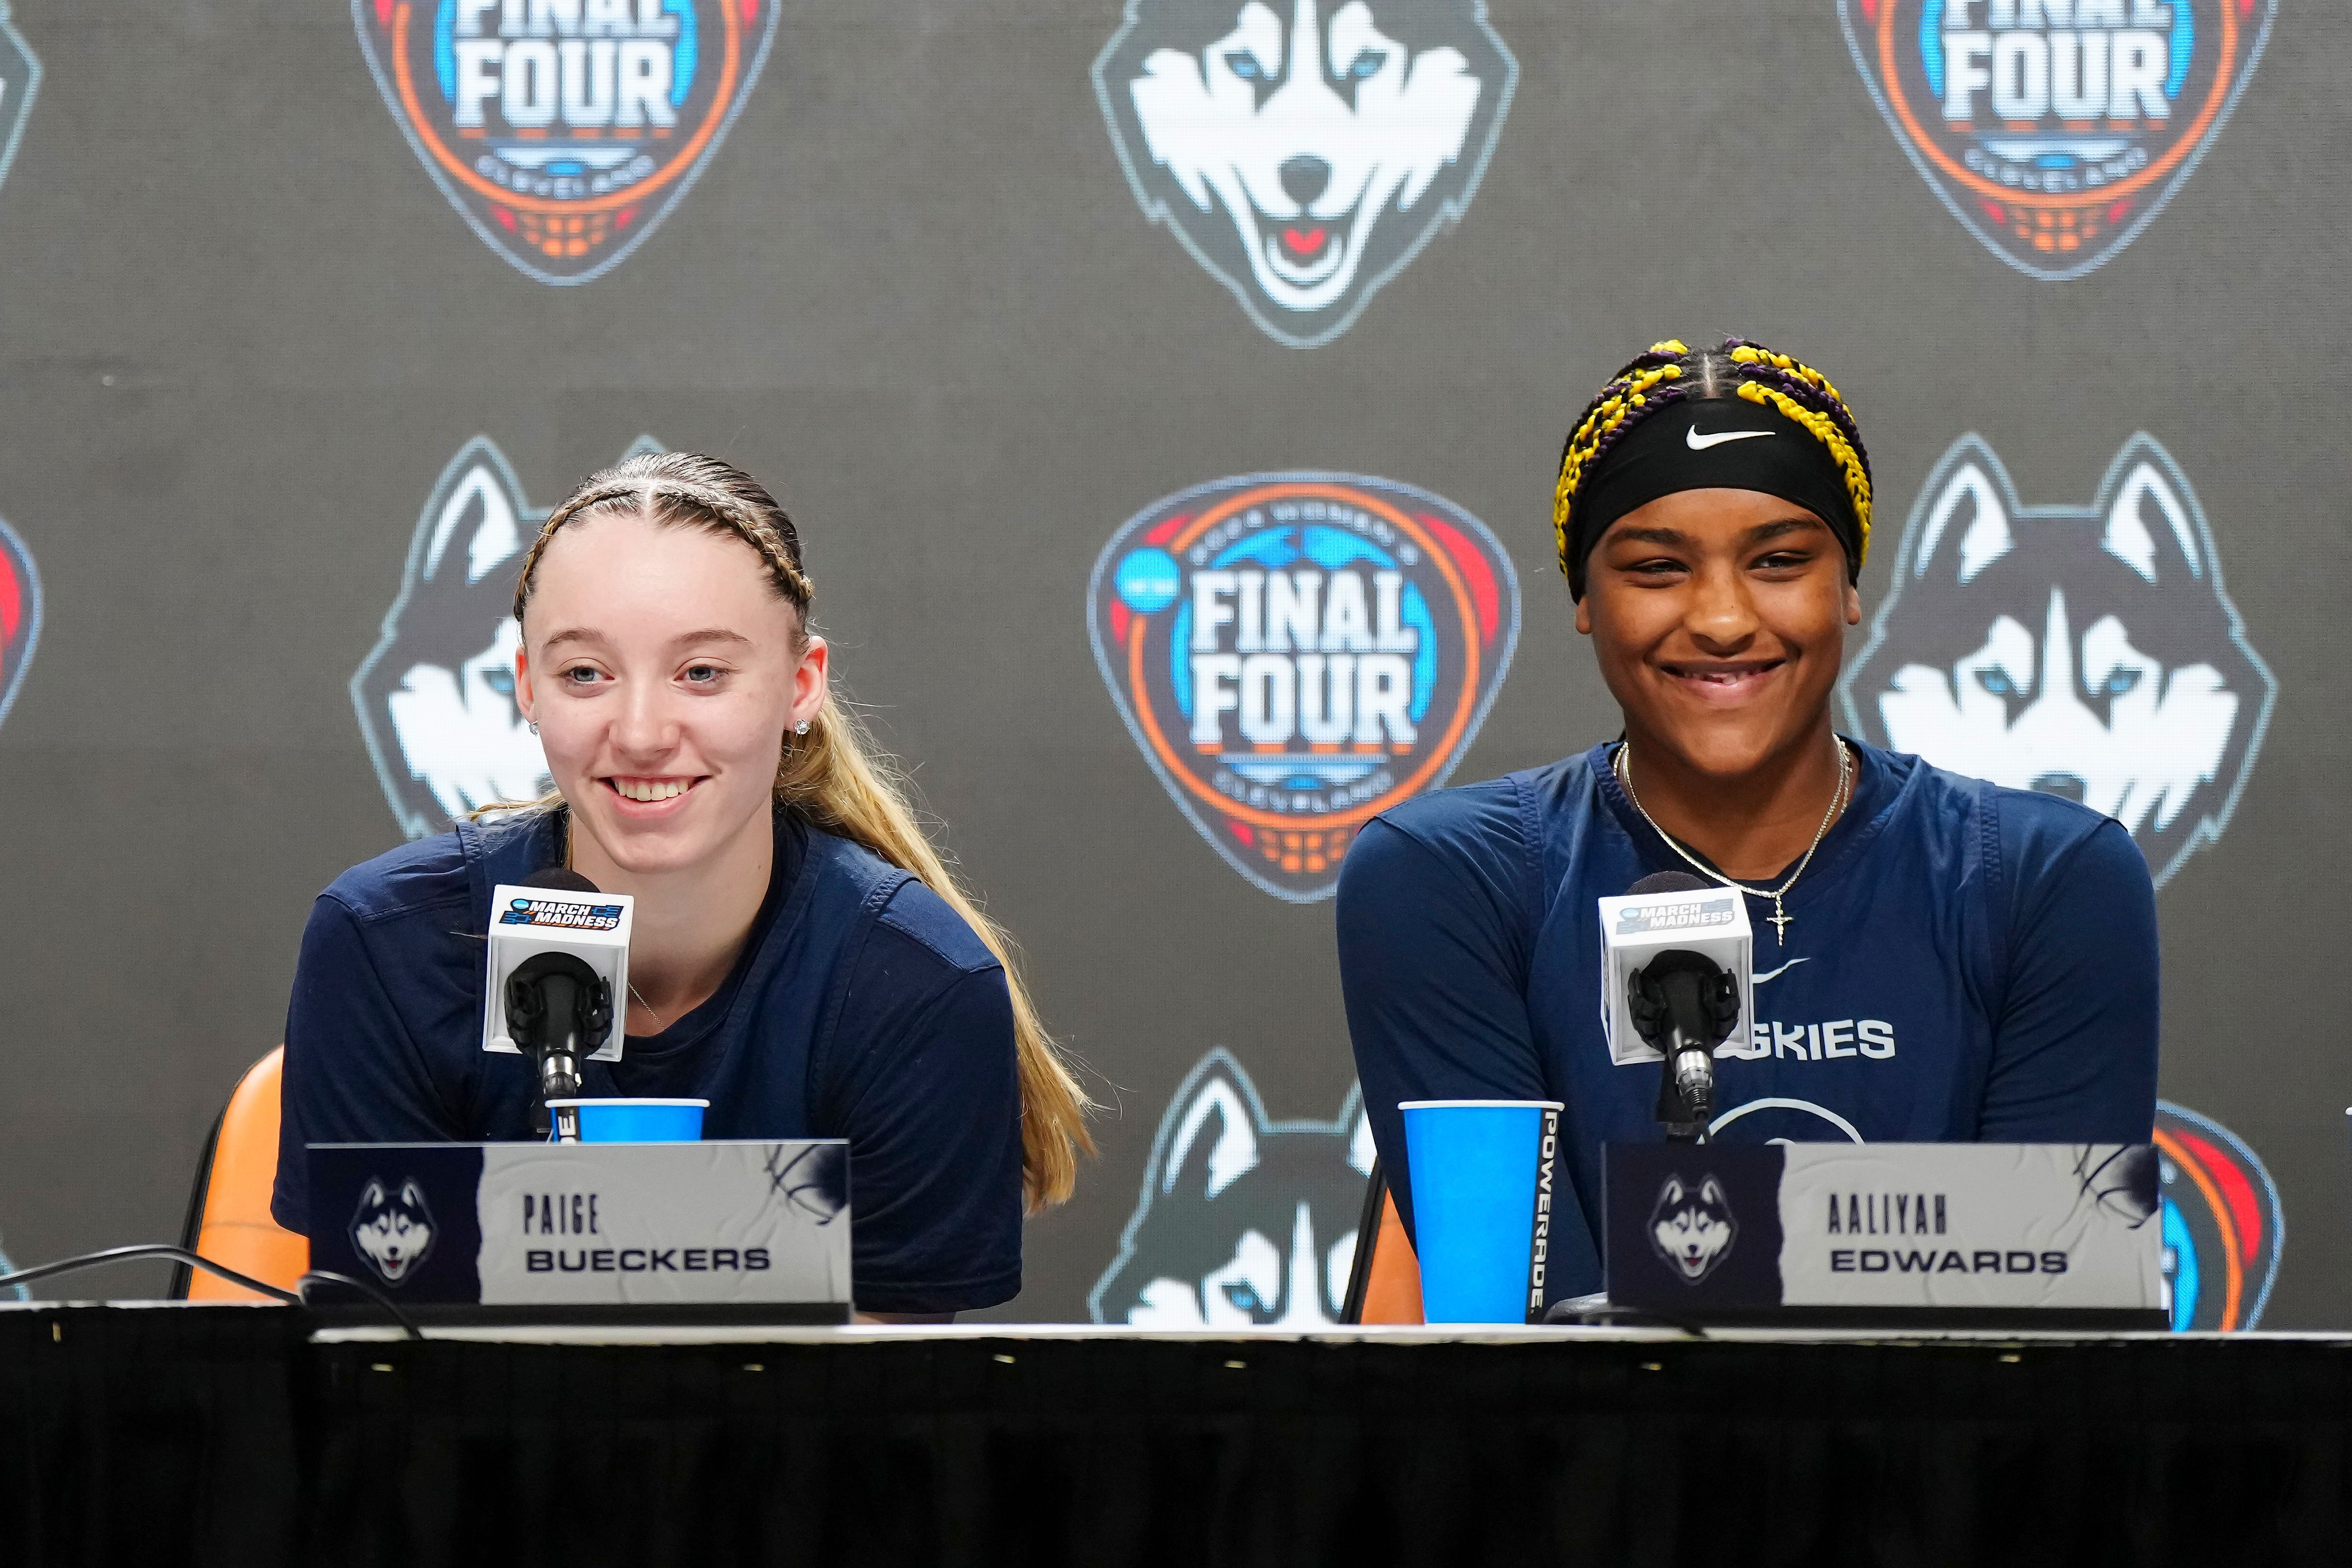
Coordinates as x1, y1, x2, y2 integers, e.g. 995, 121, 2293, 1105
353, 0, 780, 284
1840, 433, 2274, 888
309, 1141, 851, 1319
1839, 0, 2276, 279
1607, 1143, 2165, 1325
1087, 473, 1518, 902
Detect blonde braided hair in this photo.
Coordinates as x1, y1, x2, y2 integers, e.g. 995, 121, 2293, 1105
505, 452, 1095, 1210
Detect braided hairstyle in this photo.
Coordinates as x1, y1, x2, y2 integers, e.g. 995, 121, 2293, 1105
1551, 337, 1875, 594
508, 452, 1096, 1210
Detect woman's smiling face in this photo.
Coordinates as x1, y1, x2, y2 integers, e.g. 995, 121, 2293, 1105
514, 510, 826, 875
1576, 486, 1861, 776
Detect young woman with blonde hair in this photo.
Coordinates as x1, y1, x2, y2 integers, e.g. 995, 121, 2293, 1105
275, 452, 1091, 1315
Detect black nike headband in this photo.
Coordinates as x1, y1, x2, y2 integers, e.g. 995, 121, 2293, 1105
1566, 398, 1865, 599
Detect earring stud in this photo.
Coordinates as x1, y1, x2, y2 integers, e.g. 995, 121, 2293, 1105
528, 720, 539, 735
795, 720, 810, 735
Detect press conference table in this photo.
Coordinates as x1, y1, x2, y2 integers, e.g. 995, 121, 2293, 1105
7, 1304, 2347, 1566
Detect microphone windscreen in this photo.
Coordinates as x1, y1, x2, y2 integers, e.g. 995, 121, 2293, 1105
521, 866, 603, 895
1627, 871, 1712, 897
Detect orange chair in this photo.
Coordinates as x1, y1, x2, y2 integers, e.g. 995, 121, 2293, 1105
170, 1048, 308, 1301
1340, 1159, 1424, 1324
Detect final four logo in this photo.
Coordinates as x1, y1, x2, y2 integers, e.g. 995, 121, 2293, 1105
0, 516, 39, 735
1088, 474, 1518, 902
1839, 0, 2275, 278
2153, 1101, 2281, 1331
354, 0, 780, 284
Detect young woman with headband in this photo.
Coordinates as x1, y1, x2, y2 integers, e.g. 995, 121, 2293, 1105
274, 452, 1091, 1317
1338, 338, 2158, 1309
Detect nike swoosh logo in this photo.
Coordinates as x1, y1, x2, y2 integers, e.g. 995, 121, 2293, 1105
1753, 957, 1811, 984
1687, 427, 1776, 451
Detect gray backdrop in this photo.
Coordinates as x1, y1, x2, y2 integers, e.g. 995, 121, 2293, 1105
0, 0, 2341, 1327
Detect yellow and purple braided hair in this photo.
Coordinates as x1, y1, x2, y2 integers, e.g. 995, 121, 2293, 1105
1551, 337, 1874, 592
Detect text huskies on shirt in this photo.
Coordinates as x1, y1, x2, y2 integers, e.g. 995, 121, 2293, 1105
352, 434, 664, 838
1841, 433, 2274, 887
1088, 473, 1518, 901
1838, 0, 2276, 278
354, 0, 780, 283
1093, 0, 1517, 346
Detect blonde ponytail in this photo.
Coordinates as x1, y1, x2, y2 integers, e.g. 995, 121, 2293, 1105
508, 451, 1095, 1210
776, 694, 1094, 1209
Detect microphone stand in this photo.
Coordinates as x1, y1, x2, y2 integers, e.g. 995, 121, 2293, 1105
1628, 949, 1740, 1144
503, 952, 613, 1144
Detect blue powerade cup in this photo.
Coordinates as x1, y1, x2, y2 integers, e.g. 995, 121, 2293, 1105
544, 1098, 708, 1143
1400, 1099, 1564, 1324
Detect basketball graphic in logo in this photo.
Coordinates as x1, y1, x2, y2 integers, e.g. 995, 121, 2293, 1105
353, 0, 780, 284
1839, 0, 2276, 278
1087, 473, 1518, 902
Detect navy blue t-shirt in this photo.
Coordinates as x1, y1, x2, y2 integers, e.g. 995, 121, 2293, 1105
273, 808, 1022, 1314
1337, 740, 2159, 1307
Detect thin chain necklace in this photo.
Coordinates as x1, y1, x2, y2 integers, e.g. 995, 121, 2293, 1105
566, 816, 676, 1033
1613, 736, 1853, 948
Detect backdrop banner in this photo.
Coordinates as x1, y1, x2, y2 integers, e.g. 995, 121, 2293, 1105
0, 0, 2338, 1330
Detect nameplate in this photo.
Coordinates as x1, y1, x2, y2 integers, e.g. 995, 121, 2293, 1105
1606, 1143, 2165, 1327
308, 1141, 852, 1321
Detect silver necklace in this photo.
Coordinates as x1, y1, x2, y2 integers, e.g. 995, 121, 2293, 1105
628, 983, 674, 1035
567, 821, 675, 1032
1614, 737, 1853, 948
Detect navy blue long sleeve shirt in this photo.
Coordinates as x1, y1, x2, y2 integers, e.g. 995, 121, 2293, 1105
1337, 741, 2159, 1308
274, 808, 1023, 1314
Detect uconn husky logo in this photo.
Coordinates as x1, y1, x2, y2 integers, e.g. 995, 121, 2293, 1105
1844, 435, 2274, 887
1649, 1174, 1738, 1284
1094, 0, 1517, 346
1091, 1049, 1374, 1325
353, 435, 663, 838
350, 1177, 438, 1285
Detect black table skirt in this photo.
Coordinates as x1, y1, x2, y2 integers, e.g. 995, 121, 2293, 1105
6, 1305, 2348, 1567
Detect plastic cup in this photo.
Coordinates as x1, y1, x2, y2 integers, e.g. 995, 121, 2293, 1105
545, 1098, 708, 1143
1400, 1099, 1564, 1324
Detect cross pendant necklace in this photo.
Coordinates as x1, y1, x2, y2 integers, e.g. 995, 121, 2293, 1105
1613, 738, 1854, 948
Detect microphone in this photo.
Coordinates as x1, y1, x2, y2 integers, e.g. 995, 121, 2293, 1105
1598, 871, 1754, 1144
497, 866, 622, 1144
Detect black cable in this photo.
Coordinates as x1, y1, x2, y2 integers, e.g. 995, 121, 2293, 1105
0, 1244, 302, 1304
297, 1270, 424, 1341
0, 1248, 426, 1342
1540, 1297, 1711, 1337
